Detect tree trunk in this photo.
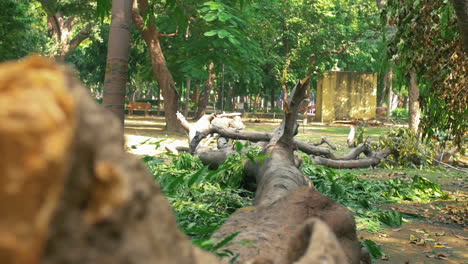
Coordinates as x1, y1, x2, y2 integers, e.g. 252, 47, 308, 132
38, 0, 91, 60
220, 64, 225, 111
195, 61, 216, 119
409, 70, 421, 133
184, 78, 191, 117
132, 0, 181, 131
452, 0, 468, 52
225, 82, 234, 111
270, 84, 276, 109
387, 66, 393, 121
253, 93, 261, 111
102, 0, 133, 126
192, 83, 200, 103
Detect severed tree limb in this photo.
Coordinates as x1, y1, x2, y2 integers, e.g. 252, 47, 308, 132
217, 137, 230, 149
312, 137, 337, 150
176, 111, 191, 134
336, 144, 373, 160
216, 112, 242, 118
310, 149, 393, 169
279, 78, 310, 145
434, 147, 458, 164
285, 218, 348, 264
189, 126, 336, 158
347, 125, 356, 148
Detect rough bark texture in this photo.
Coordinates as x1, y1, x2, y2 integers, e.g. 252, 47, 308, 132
452, 0, 468, 52
311, 149, 393, 169
132, 0, 181, 132
1, 57, 363, 264
409, 70, 421, 133
188, 126, 337, 158
0, 56, 219, 264
102, 0, 133, 126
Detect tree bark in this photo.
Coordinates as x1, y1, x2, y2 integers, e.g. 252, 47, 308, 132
408, 70, 421, 133
132, 0, 181, 131
225, 82, 234, 111
270, 83, 276, 109
195, 61, 216, 119
102, 0, 133, 126
188, 125, 337, 158
387, 66, 393, 121
311, 149, 393, 169
452, 0, 468, 52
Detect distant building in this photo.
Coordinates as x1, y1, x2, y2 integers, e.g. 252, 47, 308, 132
314, 71, 377, 122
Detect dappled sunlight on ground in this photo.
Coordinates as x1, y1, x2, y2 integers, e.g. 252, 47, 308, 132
124, 115, 187, 156
359, 221, 468, 263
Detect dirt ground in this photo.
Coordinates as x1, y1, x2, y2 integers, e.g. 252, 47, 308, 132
125, 115, 467, 263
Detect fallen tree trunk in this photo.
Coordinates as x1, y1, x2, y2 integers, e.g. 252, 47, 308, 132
311, 149, 394, 169
188, 125, 337, 158
210, 79, 365, 263
1, 57, 362, 264
186, 123, 388, 169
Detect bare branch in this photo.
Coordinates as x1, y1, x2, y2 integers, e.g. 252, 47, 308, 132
158, 30, 178, 38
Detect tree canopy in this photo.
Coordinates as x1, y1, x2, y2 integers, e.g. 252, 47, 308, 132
0, 0, 465, 145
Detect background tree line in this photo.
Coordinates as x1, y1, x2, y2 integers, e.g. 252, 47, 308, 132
0, 0, 466, 145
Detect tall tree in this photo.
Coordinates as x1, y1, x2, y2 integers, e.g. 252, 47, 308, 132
386, 0, 467, 146
452, 0, 468, 51
102, 0, 133, 125
132, 0, 181, 132
195, 61, 216, 119
408, 70, 420, 132
37, 0, 93, 60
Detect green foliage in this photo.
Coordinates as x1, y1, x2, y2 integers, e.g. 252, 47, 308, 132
384, 0, 467, 147
377, 210, 402, 227
391, 107, 408, 118
361, 239, 385, 259
355, 125, 367, 146
144, 151, 255, 239
377, 128, 435, 168
192, 232, 240, 260
0, 0, 47, 61
301, 160, 449, 232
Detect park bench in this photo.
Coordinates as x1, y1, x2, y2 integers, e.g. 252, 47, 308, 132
127, 102, 152, 116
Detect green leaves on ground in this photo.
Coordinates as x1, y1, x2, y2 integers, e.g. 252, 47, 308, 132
143, 142, 449, 255
193, 232, 240, 259
144, 150, 258, 239
301, 159, 449, 232
361, 239, 385, 259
